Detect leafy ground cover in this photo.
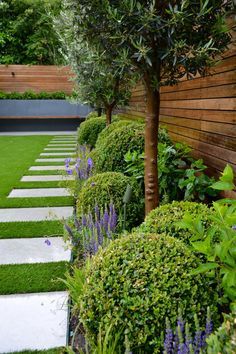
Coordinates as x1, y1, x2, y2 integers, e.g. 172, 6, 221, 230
0, 262, 67, 295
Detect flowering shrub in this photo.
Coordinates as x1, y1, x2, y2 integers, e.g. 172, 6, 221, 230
77, 172, 144, 229
164, 308, 213, 354
79, 233, 219, 352
64, 145, 93, 196
65, 203, 117, 263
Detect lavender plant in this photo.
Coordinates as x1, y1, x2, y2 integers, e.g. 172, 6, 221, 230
164, 308, 213, 354
65, 203, 117, 263
64, 145, 93, 196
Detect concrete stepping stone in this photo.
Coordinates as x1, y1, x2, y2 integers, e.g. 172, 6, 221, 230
21, 175, 74, 182
44, 148, 76, 151
0, 206, 73, 222
8, 188, 70, 198
0, 237, 71, 265
47, 144, 76, 147
29, 165, 66, 171
50, 140, 76, 143
40, 152, 75, 156
0, 291, 68, 352
36, 158, 75, 162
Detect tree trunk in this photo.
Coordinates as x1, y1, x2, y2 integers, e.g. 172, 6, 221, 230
97, 107, 102, 117
144, 82, 160, 215
105, 105, 113, 126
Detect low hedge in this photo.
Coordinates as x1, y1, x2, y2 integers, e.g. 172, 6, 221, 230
0, 90, 68, 100
80, 232, 219, 352
138, 200, 213, 244
77, 172, 144, 229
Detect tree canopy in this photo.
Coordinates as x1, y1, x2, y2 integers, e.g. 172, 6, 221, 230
0, 0, 62, 64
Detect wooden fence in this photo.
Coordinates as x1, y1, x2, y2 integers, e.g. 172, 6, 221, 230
0, 65, 74, 93
119, 43, 236, 184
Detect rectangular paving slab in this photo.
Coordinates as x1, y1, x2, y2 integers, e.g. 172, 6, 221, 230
8, 188, 70, 198
44, 148, 76, 151
40, 152, 75, 156
47, 144, 76, 147
50, 140, 76, 143
21, 175, 74, 182
0, 237, 71, 265
0, 206, 73, 222
29, 165, 66, 171
0, 291, 68, 352
36, 158, 75, 162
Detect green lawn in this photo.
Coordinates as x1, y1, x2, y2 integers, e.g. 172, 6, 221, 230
11, 349, 65, 354
0, 135, 51, 200
0, 220, 65, 239
0, 261, 68, 294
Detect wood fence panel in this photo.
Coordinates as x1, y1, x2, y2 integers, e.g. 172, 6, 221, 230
0, 65, 74, 93
119, 48, 236, 185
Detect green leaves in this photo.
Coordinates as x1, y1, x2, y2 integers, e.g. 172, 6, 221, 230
211, 164, 235, 191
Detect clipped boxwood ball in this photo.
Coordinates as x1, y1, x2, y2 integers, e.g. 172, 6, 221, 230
78, 117, 106, 148
93, 123, 145, 173
139, 200, 213, 244
77, 172, 144, 229
80, 233, 219, 352
86, 111, 98, 120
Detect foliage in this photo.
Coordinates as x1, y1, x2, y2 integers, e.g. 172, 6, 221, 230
164, 308, 213, 354
138, 201, 213, 245
0, 91, 68, 100
77, 117, 107, 148
77, 172, 144, 230
211, 164, 236, 191
124, 142, 218, 203
86, 111, 98, 120
92, 123, 144, 173
54, 1, 137, 120
178, 165, 236, 303
64, 203, 117, 263
206, 311, 236, 354
66, 0, 232, 211
79, 233, 219, 352
0, 0, 62, 64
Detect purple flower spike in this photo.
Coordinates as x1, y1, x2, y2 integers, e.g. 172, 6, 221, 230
87, 157, 93, 168
66, 169, 73, 175
44, 239, 51, 246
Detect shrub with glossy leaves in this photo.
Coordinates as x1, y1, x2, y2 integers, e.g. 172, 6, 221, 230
77, 172, 144, 229
77, 117, 106, 148
80, 233, 219, 352
138, 200, 213, 245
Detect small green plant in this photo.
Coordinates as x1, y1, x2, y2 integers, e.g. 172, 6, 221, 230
206, 310, 236, 354
124, 142, 218, 203
178, 165, 236, 303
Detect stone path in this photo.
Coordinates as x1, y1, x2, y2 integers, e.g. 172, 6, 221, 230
21, 175, 74, 182
0, 134, 76, 352
8, 188, 70, 198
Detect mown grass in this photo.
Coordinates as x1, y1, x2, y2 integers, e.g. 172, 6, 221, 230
11, 348, 65, 354
0, 196, 74, 208
0, 262, 68, 294
0, 220, 64, 239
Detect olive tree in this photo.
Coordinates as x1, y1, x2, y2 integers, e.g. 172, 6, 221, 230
67, 0, 232, 214
54, 0, 137, 125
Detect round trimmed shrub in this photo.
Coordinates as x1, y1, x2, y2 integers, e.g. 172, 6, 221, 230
78, 117, 106, 148
92, 123, 145, 173
80, 233, 219, 352
86, 111, 98, 120
138, 200, 213, 244
77, 172, 144, 229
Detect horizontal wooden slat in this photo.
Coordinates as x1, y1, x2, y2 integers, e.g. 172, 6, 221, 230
160, 108, 235, 123
160, 98, 236, 110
